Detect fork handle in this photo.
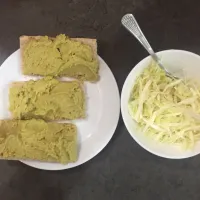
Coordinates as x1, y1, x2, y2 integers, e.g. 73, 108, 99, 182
121, 14, 154, 54
121, 14, 161, 61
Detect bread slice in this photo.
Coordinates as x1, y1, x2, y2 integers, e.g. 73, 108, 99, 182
20, 35, 99, 82
9, 77, 85, 120
0, 119, 77, 164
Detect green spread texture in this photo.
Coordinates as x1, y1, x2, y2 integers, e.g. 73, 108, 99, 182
9, 77, 85, 120
23, 34, 99, 81
0, 119, 77, 163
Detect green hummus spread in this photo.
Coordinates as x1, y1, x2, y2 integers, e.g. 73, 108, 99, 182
9, 77, 85, 120
23, 34, 99, 81
0, 119, 77, 163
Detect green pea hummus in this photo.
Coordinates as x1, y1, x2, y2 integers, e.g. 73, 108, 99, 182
9, 77, 85, 120
0, 119, 77, 163
22, 34, 99, 81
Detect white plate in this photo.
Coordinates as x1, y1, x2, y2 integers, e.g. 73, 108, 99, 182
0, 49, 120, 170
121, 49, 200, 159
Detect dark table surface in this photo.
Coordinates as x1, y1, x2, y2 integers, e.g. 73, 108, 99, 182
1, 0, 200, 199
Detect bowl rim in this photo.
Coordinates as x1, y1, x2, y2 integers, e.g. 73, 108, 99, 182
121, 49, 200, 159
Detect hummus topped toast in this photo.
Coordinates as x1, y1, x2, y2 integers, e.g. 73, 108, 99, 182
9, 77, 85, 120
0, 119, 77, 164
20, 34, 99, 82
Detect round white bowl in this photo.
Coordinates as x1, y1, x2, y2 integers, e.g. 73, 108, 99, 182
121, 49, 200, 159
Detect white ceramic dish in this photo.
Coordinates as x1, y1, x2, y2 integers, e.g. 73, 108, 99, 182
121, 49, 200, 159
0, 49, 120, 170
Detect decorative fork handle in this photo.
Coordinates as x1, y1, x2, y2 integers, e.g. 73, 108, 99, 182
121, 14, 165, 72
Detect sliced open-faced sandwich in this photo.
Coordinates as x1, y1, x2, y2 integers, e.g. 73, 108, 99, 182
9, 77, 85, 120
20, 34, 99, 82
0, 119, 77, 164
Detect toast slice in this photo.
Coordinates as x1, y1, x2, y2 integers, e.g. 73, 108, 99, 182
0, 119, 77, 164
9, 77, 85, 120
20, 35, 99, 82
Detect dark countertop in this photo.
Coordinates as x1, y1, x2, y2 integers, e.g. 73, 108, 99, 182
1, 0, 200, 199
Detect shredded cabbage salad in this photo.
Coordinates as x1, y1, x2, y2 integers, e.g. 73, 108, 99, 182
128, 61, 200, 149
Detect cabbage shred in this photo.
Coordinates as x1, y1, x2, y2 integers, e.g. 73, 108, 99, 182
128, 62, 200, 149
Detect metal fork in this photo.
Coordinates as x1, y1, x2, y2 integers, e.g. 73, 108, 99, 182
121, 13, 177, 79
